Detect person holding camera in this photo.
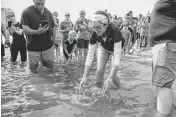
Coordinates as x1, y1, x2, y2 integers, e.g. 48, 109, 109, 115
74, 10, 91, 61
79, 10, 124, 93
6, 10, 27, 64
125, 11, 136, 53
21, 0, 57, 73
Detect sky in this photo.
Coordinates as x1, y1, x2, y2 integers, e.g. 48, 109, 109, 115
1, 0, 156, 22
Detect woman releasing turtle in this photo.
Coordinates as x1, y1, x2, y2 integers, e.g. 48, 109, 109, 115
79, 10, 124, 93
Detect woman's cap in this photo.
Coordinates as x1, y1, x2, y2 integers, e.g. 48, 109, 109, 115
92, 14, 108, 24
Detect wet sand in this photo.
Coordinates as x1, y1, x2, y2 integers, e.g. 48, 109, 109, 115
1, 48, 176, 117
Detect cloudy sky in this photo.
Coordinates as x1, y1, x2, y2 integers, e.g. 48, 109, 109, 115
1, 0, 156, 22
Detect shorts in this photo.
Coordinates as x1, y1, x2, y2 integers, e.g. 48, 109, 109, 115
28, 46, 54, 72
1, 44, 5, 57
152, 41, 176, 88
77, 39, 89, 49
10, 44, 27, 62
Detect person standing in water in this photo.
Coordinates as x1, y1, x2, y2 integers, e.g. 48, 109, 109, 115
79, 10, 124, 93
7, 10, 27, 64
74, 10, 90, 61
21, 0, 57, 73
149, 0, 176, 116
121, 24, 131, 55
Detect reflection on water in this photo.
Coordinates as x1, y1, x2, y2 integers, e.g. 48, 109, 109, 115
1, 53, 175, 117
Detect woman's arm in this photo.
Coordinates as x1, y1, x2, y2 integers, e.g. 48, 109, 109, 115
63, 44, 69, 55
108, 41, 122, 79
70, 44, 77, 55
83, 44, 97, 77
9, 28, 14, 36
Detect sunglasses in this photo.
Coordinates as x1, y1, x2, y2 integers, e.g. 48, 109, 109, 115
65, 15, 70, 17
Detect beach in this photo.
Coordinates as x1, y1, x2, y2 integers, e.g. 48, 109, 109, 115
1, 48, 176, 117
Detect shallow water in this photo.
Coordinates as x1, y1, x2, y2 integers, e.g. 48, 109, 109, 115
1, 49, 176, 117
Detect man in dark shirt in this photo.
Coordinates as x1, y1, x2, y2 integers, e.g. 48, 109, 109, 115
21, 0, 56, 73
7, 10, 27, 63
149, 0, 176, 116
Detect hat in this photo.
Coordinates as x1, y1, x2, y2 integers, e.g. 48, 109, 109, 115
92, 14, 108, 24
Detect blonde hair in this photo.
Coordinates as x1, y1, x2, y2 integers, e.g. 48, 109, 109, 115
68, 30, 76, 36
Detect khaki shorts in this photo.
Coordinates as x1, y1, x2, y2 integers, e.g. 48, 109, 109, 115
28, 46, 54, 72
152, 41, 176, 88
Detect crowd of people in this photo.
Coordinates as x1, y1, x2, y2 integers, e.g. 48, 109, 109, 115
1, 3, 152, 65
1, 0, 176, 117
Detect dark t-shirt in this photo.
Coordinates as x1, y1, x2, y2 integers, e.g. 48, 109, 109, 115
149, 0, 176, 44
64, 39, 77, 53
21, 5, 55, 51
11, 22, 26, 45
90, 22, 123, 51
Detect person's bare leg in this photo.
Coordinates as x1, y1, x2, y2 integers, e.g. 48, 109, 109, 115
77, 49, 81, 61
96, 47, 109, 88
156, 87, 173, 117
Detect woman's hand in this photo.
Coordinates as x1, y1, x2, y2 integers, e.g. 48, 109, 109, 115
79, 76, 88, 90
103, 78, 113, 94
